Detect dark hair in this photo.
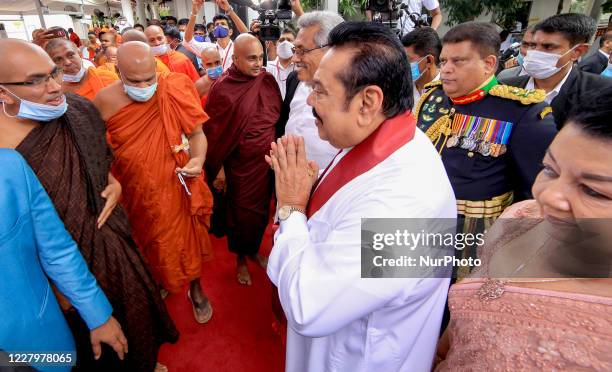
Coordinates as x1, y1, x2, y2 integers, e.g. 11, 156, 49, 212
98, 31, 106, 38
134, 23, 144, 30
178, 18, 189, 26
401, 27, 442, 63
195, 23, 207, 32
600, 30, 612, 47
166, 16, 178, 23
206, 22, 214, 29
567, 87, 612, 139
281, 28, 296, 37
443, 22, 500, 58
328, 21, 413, 118
68, 28, 73, 33
533, 13, 597, 46
213, 14, 232, 27
164, 25, 182, 41
87, 31, 96, 37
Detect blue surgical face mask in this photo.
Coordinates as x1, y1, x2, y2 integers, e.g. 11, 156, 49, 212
194, 35, 206, 43
123, 81, 158, 102
409, 56, 427, 82
517, 52, 525, 67
213, 25, 229, 39
207, 65, 223, 80
1, 87, 67, 122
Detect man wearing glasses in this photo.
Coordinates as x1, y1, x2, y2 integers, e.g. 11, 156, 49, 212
277, 11, 344, 171
0, 38, 178, 371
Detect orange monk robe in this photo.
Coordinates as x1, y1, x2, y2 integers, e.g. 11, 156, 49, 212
97, 62, 119, 75
106, 72, 213, 293
75, 67, 118, 101
155, 59, 171, 74
156, 50, 199, 82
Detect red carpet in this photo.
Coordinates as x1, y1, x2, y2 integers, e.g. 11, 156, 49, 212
157, 224, 285, 372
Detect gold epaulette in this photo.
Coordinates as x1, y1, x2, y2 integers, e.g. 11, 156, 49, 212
489, 84, 546, 105
424, 80, 443, 89
414, 82, 442, 119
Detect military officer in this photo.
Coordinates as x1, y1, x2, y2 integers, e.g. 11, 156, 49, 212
414, 22, 558, 276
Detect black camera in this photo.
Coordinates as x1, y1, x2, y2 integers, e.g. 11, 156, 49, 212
231, 0, 292, 41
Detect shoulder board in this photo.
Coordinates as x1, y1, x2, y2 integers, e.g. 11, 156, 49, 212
489, 84, 546, 105
540, 106, 553, 120
424, 80, 443, 89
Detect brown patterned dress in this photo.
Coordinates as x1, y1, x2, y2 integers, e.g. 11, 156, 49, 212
16, 94, 178, 371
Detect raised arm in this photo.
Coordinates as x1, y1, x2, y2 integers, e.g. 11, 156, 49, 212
217, 0, 249, 34
185, 0, 204, 43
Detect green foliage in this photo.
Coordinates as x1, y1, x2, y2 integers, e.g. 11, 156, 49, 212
440, 0, 525, 28
603, 0, 612, 13
299, 0, 366, 19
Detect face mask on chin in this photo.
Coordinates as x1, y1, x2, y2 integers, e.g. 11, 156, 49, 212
523, 46, 577, 80
151, 44, 170, 56
1, 87, 68, 122
63, 63, 86, 83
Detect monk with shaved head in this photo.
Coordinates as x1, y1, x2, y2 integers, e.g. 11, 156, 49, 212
144, 25, 199, 82
44, 38, 118, 100
195, 46, 222, 104
121, 29, 171, 74
0, 39, 177, 371
94, 41, 214, 324
204, 33, 282, 285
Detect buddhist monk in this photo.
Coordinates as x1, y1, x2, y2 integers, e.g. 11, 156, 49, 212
205, 34, 282, 285
45, 39, 118, 101
121, 29, 170, 74
145, 25, 200, 82
97, 46, 119, 74
195, 46, 222, 106
0, 38, 177, 372
94, 42, 214, 323
95, 31, 116, 66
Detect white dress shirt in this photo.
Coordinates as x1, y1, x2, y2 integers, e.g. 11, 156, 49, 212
526, 67, 573, 104
268, 128, 457, 372
265, 58, 295, 99
397, 0, 440, 35
285, 82, 338, 170
187, 38, 234, 71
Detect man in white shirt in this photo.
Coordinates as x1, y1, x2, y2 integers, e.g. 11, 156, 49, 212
266, 22, 455, 372
265, 29, 296, 99
278, 11, 344, 171
501, 13, 612, 129
366, 0, 442, 36
401, 27, 441, 105
183, 0, 249, 72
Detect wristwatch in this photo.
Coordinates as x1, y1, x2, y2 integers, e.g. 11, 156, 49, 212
278, 205, 305, 221
226, 5, 234, 14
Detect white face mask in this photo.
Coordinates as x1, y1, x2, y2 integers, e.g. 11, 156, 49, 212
62, 63, 86, 83
123, 81, 158, 102
276, 41, 294, 60
523, 46, 576, 79
151, 44, 169, 56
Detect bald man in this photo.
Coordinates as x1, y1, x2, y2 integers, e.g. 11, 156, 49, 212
145, 25, 199, 82
44, 38, 118, 101
0, 38, 177, 371
95, 31, 116, 66
195, 46, 222, 102
94, 41, 215, 324
205, 34, 282, 285
121, 29, 171, 74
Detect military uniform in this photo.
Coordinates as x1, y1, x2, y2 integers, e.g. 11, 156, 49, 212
414, 76, 557, 277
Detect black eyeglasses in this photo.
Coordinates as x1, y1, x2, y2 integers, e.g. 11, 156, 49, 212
0, 67, 63, 86
291, 44, 328, 56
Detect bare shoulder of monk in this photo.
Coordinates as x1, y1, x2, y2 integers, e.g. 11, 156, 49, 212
93, 80, 134, 121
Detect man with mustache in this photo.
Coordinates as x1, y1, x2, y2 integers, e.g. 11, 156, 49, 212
276, 11, 343, 170
204, 34, 282, 285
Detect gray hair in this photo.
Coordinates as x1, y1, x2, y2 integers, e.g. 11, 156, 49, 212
297, 11, 344, 47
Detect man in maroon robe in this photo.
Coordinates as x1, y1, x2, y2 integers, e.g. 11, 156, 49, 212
205, 33, 282, 285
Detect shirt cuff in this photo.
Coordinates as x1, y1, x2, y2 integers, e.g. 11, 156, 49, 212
278, 211, 308, 237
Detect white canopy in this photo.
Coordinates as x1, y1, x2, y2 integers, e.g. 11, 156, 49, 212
0, 0, 122, 14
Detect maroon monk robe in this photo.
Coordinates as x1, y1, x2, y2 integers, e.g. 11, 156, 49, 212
205, 65, 282, 255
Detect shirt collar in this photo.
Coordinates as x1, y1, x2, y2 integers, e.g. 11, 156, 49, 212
599, 49, 610, 60
526, 67, 573, 104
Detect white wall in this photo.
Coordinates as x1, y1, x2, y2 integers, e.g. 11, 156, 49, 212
0, 14, 84, 41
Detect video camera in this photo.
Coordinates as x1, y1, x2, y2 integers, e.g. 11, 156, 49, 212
368, 0, 429, 35
230, 0, 292, 41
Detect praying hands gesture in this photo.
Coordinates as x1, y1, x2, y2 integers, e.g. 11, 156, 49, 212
265, 135, 318, 211
97, 173, 122, 229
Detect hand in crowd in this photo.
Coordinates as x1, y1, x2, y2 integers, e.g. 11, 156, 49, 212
290, 0, 305, 17
265, 135, 318, 211
176, 157, 205, 178
216, 0, 232, 12
32, 28, 62, 48
97, 174, 122, 229
192, 0, 204, 14
213, 167, 226, 191
504, 57, 518, 69
90, 316, 128, 360
250, 20, 261, 34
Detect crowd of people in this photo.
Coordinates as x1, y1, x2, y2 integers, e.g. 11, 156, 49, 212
0, 0, 611, 370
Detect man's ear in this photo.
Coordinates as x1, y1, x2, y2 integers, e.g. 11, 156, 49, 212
0, 87, 16, 105
357, 85, 384, 127
484, 54, 498, 75
572, 43, 589, 60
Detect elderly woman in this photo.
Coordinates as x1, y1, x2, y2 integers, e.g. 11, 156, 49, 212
436, 89, 612, 371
